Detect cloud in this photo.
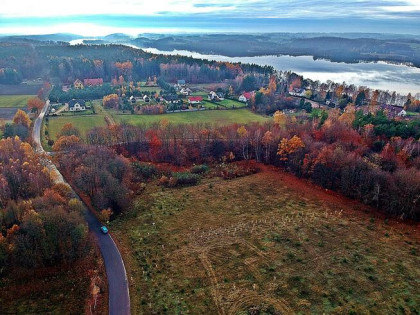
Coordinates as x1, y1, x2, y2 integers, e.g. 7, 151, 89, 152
0, 0, 419, 35
0, 0, 419, 19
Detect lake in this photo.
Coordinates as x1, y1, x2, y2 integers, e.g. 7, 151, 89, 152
141, 47, 420, 96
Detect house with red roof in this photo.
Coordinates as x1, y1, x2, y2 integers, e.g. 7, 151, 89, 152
239, 92, 254, 103
84, 78, 103, 86
188, 96, 203, 105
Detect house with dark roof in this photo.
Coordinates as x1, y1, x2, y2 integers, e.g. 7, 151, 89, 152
379, 104, 406, 118
289, 88, 306, 97
163, 94, 179, 104
180, 88, 192, 96
208, 91, 223, 101
68, 99, 86, 112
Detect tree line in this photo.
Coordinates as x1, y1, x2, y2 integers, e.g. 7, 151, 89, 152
50, 109, 420, 220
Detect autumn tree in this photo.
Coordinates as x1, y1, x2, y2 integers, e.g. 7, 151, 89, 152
103, 94, 119, 109
273, 111, 287, 128
277, 135, 305, 161
262, 130, 274, 163
237, 125, 249, 159
27, 97, 44, 115
57, 123, 81, 138
12, 109, 31, 128
52, 135, 81, 152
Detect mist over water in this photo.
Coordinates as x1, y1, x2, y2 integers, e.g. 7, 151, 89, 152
142, 48, 420, 95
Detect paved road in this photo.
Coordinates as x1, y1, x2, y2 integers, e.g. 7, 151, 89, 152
33, 100, 131, 315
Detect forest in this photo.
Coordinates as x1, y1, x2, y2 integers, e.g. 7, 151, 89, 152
0, 135, 91, 272
49, 105, 420, 221
0, 42, 273, 86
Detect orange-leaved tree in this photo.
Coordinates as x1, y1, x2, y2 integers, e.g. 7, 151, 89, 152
27, 97, 45, 115
12, 109, 31, 128
52, 135, 81, 152
277, 135, 305, 161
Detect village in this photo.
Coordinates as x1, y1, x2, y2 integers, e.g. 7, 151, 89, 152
49, 74, 415, 121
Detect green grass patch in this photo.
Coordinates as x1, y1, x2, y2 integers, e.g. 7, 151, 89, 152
406, 111, 419, 117
45, 115, 106, 141
113, 108, 269, 126
218, 98, 247, 109
0, 95, 35, 108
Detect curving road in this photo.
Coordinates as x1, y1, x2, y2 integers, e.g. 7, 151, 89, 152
33, 100, 131, 315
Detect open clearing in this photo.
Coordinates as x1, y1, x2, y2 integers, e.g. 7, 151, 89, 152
0, 95, 34, 108
111, 165, 420, 314
113, 109, 269, 126
46, 115, 106, 141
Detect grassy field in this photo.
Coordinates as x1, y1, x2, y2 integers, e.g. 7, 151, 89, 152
114, 109, 269, 126
219, 98, 247, 109
0, 95, 34, 108
45, 115, 106, 141
110, 165, 420, 314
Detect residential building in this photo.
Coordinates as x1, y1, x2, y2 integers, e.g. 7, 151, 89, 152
73, 79, 84, 89
188, 96, 203, 105
84, 78, 103, 86
68, 99, 86, 111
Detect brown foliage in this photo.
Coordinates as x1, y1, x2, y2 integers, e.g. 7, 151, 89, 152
27, 97, 44, 114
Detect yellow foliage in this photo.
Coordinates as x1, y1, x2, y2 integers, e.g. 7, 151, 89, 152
277, 135, 305, 161
273, 111, 287, 127
237, 125, 248, 138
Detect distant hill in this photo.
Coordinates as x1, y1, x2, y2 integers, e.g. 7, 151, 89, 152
1, 32, 419, 67
0, 33, 81, 42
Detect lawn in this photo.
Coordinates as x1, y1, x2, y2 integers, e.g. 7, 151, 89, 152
113, 109, 269, 126
110, 165, 420, 314
219, 98, 247, 109
45, 115, 106, 141
0, 95, 34, 108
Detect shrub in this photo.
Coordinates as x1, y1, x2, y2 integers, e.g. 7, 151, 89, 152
219, 162, 260, 180
132, 162, 158, 180
191, 164, 209, 174
158, 172, 201, 187
173, 172, 200, 186
159, 175, 169, 186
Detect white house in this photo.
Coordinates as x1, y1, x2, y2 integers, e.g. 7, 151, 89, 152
143, 95, 150, 103
289, 88, 306, 97
239, 92, 253, 103
68, 99, 86, 112
188, 96, 203, 105
180, 88, 192, 96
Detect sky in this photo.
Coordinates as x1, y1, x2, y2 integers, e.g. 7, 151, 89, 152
1, 0, 420, 36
